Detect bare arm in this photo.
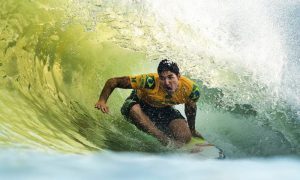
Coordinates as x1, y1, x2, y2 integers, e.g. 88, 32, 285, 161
95, 76, 131, 113
98, 76, 131, 102
96, 76, 171, 146
185, 102, 204, 138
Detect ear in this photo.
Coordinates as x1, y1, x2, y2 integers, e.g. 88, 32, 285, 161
177, 73, 181, 78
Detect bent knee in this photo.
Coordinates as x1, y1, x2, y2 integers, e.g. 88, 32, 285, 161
129, 104, 142, 113
169, 119, 192, 143
178, 133, 192, 143
173, 130, 191, 143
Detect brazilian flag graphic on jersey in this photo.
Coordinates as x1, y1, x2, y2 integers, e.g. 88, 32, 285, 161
189, 84, 200, 102
144, 75, 155, 89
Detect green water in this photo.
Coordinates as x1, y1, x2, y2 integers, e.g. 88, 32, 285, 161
1, 0, 299, 157
0, 0, 164, 153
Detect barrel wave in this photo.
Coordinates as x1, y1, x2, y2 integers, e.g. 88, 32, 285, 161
0, 0, 299, 158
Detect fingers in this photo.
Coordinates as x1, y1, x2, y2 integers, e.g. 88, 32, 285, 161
191, 130, 204, 139
94, 102, 109, 113
94, 104, 102, 110
195, 133, 204, 139
100, 106, 109, 113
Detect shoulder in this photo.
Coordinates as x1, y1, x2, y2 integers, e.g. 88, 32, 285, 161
180, 76, 196, 89
180, 76, 201, 102
129, 73, 158, 89
144, 73, 158, 89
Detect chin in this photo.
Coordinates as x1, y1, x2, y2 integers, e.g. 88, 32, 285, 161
167, 89, 175, 93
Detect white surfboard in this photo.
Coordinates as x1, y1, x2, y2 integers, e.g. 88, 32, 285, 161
179, 138, 225, 159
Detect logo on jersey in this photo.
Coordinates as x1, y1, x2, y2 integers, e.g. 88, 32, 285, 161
189, 84, 200, 101
145, 75, 155, 89
131, 77, 137, 83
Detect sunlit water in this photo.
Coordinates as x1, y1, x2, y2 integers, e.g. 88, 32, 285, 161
0, 0, 300, 179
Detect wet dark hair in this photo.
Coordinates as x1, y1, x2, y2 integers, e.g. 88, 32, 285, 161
157, 59, 180, 75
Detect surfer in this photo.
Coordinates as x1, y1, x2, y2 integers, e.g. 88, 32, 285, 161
95, 59, 203, 147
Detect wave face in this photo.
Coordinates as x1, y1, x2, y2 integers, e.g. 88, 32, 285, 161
0, 0, 299, 157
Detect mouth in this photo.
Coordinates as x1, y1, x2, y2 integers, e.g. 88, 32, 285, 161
165, 86, 174, 92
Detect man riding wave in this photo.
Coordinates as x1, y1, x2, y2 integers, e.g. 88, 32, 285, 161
95, 59, 203, 147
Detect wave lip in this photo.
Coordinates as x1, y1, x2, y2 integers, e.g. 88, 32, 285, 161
0, 0, 299, 157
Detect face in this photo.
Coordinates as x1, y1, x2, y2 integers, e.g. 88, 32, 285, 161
159, 71, 180, 94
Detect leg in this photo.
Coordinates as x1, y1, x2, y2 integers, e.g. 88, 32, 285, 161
129, 104, 169, 145
168, 119, 192, 146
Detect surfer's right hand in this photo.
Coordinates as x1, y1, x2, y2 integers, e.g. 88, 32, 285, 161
191, 129, 204, 139
95, 100, 109, 113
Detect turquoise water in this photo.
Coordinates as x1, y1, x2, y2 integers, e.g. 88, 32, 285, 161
1, 0, 300, 179
1, 149, 300, 180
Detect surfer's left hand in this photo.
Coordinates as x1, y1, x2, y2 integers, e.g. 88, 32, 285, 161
191, 129, 204, 139
95, 100, 109, 113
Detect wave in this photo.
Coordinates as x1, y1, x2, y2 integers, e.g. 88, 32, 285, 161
0, 0, 299, 157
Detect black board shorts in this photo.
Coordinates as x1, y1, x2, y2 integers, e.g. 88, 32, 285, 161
121, 90, 185, 133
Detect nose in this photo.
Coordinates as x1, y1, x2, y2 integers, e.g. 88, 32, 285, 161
164, 79, 170, 85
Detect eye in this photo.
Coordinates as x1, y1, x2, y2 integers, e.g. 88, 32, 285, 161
167, 75, 174, 79
159, 77, 165, 81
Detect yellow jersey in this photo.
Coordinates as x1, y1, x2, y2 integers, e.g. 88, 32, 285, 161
129, 73, 200, 107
